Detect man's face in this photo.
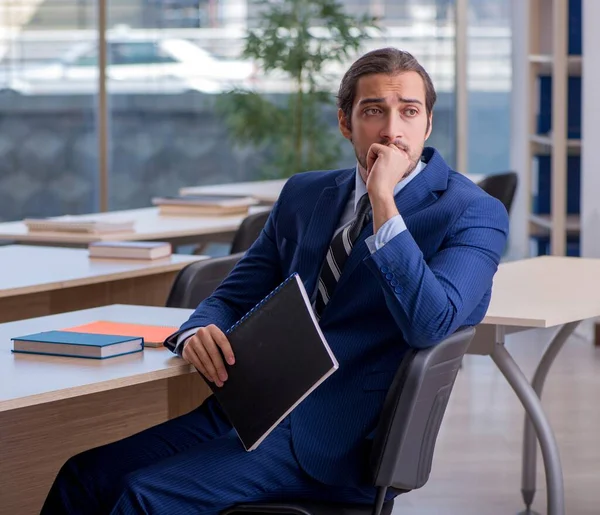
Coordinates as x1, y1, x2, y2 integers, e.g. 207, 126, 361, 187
338, 72, 433, 183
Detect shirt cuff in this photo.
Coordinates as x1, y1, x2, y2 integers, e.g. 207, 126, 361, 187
173, 327, 200, 357
365, 214, 407, 254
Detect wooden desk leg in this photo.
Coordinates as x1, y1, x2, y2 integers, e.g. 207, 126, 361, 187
594, 322, 600, 346
167, 373, 211, 419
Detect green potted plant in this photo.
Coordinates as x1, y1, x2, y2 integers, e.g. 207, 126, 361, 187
218, 0, 379, 178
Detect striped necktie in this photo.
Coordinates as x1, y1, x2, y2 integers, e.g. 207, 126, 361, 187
315, 193, 372, 317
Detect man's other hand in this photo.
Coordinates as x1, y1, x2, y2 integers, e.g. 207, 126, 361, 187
182, 325, 235, 388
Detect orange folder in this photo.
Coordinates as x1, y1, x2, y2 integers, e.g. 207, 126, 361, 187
63, 321, 178, 348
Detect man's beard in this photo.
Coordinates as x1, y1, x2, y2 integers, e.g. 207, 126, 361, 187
356, 140, 422, 179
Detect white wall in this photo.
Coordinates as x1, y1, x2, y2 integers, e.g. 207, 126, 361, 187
580, 0, 600, 257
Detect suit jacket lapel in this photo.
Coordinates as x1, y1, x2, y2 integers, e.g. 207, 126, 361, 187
393, 147, 449, 217
296, 168, 355, 298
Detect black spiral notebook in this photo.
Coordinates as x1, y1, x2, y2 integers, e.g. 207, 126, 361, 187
204, 273, 338, 451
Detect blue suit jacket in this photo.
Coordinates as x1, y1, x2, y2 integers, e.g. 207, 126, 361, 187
171, 147, 509, 487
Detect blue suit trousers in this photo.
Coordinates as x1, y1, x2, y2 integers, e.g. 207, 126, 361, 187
41, 396, 378, 514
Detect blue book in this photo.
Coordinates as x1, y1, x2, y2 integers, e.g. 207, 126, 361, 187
537, 76, 582, 139
533, 154, 581, 215
569, 0, 582, 55
11, 330, 143, 359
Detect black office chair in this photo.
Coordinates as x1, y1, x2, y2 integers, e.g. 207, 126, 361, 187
221, 327, 476, 515
165, 252, 245, 309
230, 210, 271, 255
476, 171, 518, 214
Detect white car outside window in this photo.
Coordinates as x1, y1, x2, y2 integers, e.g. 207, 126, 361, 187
1, 38, 256, 95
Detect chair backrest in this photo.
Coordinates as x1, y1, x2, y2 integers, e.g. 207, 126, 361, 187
230, 210, 271, 255
476, 172, 518, 214
368, 327, 476, 492
165, 252, 245, 309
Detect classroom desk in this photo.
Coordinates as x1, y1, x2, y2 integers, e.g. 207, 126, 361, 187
475, 256, 600, 515
180, 179, 286, 204
0, 206, 269, 248
0, 304, 206, 515
0, 245, 207, 323
179, 174, 488, 203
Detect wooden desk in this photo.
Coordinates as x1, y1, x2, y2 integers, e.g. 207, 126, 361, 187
0, 305, 208, 515
475, 256, 600, 515
0, 206, 269, 248
0, 245, 207, 323
180, 179, 286, 204
180, 175, 487, 204
482, 256, 600, 328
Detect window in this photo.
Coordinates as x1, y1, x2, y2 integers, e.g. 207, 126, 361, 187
0, 0, 512, 220
0, 0, 98, 221
468, 0, 511, 174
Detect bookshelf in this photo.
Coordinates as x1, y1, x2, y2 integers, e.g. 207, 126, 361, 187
521, 0, 582, 257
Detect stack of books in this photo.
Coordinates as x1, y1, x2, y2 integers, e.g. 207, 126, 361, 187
152, 194, 258, 216
88, 241, 172, 260
11, 321, 179, 359
11, 331, 144, 359
24, 216, 135, 234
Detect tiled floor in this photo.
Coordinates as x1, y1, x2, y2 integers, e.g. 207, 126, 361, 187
392, 321, 600, 514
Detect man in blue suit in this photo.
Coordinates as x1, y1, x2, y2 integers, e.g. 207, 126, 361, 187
42, 48, 508, 514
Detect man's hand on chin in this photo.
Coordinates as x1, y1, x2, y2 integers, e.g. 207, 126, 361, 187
365, 142, 410, 232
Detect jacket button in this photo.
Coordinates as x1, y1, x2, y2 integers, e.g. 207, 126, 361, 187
385, 273, 394, 280
380, 266, 389, 274
394, 286, 403, 294
390, 279, 399, 287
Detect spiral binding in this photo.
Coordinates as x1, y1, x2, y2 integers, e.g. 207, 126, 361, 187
225, 273, 299, 335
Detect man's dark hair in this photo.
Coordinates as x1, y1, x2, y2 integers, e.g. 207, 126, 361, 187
337, 47, 437, 129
